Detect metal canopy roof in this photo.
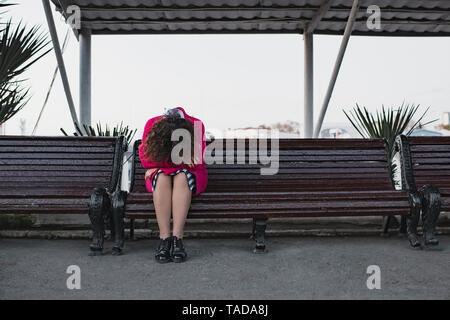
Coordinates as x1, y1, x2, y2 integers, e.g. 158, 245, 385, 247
51, 0, 450, 36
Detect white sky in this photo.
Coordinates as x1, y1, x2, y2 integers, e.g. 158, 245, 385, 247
3, 0, 450, 137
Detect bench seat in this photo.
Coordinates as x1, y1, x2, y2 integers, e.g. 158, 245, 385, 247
116, 138, 413, 252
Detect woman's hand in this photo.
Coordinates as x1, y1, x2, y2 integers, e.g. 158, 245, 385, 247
145, 168, 157, 180
187, 163, 196, 169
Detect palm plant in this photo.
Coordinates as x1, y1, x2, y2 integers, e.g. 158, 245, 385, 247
344, 103, 437, 230
60, 121, 137, 147
344, 103, 434, 161
0, 1, 51, 125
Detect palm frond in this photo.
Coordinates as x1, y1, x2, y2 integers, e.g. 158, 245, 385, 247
344, 103, 435, 187
344, 103, 435, 161
0, 3, 51, 124
61, 122, 137, 147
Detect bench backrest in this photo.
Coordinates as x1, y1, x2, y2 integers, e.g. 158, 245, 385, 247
0, 136, 125, 194
406, 136, 450, 193
130, 138, 393, 193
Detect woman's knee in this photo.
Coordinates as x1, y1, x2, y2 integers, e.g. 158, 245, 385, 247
173, 172, 190, 190
154, 173, 172, 192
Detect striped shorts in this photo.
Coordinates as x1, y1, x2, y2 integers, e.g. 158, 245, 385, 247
152, 169, 196, 192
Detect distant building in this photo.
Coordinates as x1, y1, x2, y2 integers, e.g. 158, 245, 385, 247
224, 127, 274, 139
410, 129, 443, 136
224, 127, 300, 139
319, 127, 352, 138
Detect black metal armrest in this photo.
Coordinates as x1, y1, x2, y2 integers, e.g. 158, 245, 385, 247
128, 139, 141, 194
108, 135, 127, 193
394, 135, 417, 193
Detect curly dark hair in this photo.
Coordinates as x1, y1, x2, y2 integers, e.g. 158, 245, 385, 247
143, 114, 195, 164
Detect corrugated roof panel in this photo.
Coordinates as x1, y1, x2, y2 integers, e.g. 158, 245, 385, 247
52, 0, 450, 36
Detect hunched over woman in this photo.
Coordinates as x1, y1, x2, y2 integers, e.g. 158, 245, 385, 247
139, 107, 208, 263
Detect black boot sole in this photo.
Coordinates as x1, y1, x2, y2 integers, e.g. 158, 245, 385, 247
89, 249, 104, 256
155, 258, 172, 264
172, 255, 186, 263
112, 247, 123, 256
423, 239, 441, 251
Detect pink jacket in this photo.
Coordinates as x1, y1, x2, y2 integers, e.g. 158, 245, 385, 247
138, 107, 208, 195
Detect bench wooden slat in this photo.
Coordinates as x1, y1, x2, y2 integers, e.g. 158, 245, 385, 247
0, 188, 91, 198
0, 207, 88, 214
0, 159, 113, 165
0, 171, 112, 177
0, 152, 115, 159
0, 177, 111, 183
127, 190, 409, 201
0, 146, 114, 153
0, 198, 89, 205
0, 165, 114, 171
411, 145, 450, 152
135, 167, 389, 175
126, 209, 409, 219
408, 158, 450, 164
0, 137, 116, 147
204, 149, 387, 156
0, 182, 110, 188
207, 139, 386, 149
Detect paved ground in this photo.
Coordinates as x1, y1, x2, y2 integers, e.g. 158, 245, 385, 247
0, 236, 449, 300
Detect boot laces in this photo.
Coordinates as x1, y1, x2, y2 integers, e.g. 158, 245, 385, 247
158, 238, 171, 253
173, 237, 184, 250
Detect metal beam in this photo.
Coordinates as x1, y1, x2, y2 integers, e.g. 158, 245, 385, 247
303, 31, 314, 138
313, 0, 360, 138
79, 28, 92, 126
42, 0, 82, 131
305, 0, 332, 34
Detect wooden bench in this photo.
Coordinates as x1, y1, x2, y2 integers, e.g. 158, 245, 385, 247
395, 135, 445, 247
0, 136, 126, 254
113, 138, 415, 252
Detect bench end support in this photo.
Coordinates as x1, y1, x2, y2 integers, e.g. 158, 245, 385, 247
252, 218, 268, 254
111, 190, 127, 256
419, 184, 441, 248
407, 192, 422, 249
88, 188, 110, 255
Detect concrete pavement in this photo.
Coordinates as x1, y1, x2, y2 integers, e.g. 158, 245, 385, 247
0, 236, 449, 300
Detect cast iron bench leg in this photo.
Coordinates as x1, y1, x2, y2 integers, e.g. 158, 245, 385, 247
419, 184, 441, 247
381, 216, 391, 236
252, 218, 268, 254
399, 215, 407, 235
130, 218, 136, 241
88, 188, 109, 256
381, 216, 401, 236
406, 192, 422, 249
111, 191, 127, 256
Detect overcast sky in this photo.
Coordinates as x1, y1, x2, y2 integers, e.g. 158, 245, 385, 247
3, 1, 450, 137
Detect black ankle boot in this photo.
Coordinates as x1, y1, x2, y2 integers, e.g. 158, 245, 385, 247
172, 236, 187, 263
155, 238, 172, 263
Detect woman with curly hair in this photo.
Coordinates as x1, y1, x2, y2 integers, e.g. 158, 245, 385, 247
139, 107, 208, 263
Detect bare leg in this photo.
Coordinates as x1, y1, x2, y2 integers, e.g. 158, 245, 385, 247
172, 173, 192, 238
153, 173, 172, 239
